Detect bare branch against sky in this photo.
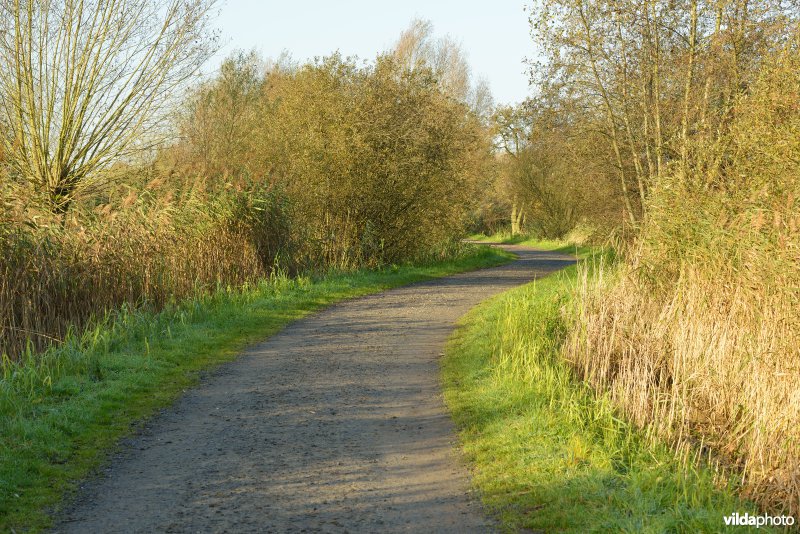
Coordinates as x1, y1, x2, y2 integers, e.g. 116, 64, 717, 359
207, 0, 536, 106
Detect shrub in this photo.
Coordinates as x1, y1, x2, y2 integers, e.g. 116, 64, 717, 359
564, 45, 800, 515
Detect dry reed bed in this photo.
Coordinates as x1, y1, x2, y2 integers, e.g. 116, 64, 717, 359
0, 191, 276, 360
564, 51, 800, 515
0, 177, 467, 361
567, 258, 799, 515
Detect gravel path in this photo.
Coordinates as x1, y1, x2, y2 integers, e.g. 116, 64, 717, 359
54, 245, 574, 533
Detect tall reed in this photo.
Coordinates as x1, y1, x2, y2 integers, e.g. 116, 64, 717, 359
0, 181, 290, 359
563, 50, 800, 515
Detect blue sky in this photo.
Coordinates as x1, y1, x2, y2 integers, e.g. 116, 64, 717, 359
208, 0, 537, 106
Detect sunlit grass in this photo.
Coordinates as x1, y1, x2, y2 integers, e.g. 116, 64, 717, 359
442, 257, 766, 533
0, 245, 512, 532
466, 231, 595, 259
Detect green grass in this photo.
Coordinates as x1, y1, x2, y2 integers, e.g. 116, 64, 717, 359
0, 245, 513, 532
442, 256, 767, 533
466, 231, 594, 258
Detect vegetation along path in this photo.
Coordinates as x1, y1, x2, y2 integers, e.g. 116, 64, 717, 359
54, 245, 574, 533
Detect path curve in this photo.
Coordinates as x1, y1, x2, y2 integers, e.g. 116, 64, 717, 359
54, 245, 574, 533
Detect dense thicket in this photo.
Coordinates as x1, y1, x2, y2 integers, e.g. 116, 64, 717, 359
174, 51, 489, 268
480, 0, 799, 241
0, 23, 491, 359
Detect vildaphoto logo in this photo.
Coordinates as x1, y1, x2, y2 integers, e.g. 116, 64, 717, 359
723, 512, 795, 528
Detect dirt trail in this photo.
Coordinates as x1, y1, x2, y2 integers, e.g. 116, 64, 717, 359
54, 245, 574, 533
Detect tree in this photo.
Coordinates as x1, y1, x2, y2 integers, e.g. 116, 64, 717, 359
179, 51, 264, 182
491, 99, 619, 238
528, 0, 798, 225
493, 104, 532, 234
393, 18, 472, 104
0, 0, 217, 215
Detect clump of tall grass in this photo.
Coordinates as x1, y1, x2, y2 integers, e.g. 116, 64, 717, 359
563, 47, 800, 515
0, 178, 291, 360
446, 263, 752, 531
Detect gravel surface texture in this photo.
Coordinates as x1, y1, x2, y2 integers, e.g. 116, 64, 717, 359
54, 245, 574, 533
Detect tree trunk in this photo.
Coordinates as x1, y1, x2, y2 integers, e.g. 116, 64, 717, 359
680, 0, 699, 175
511, 201, 520, 235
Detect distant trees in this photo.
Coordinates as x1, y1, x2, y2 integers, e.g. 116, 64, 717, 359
475, 0, 798, 239
0, 0, 217, 215
529, 0, 800, 225
393, 18, 494, 120
394, 18, 472, 101
178, 51, 264, 181
493, 105, 531, 235
489, 100, 619, 239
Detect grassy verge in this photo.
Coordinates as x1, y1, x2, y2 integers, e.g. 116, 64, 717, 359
466, 231, 594, 258
442, 256, 766, 533
0, 245, 513, 532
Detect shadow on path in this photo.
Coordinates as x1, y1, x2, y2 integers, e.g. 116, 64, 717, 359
54, 245, 574, 533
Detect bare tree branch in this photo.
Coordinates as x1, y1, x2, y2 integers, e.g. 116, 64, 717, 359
0, 0, 218, 214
